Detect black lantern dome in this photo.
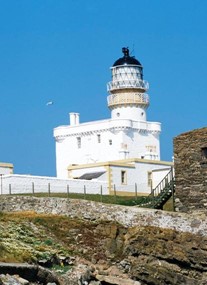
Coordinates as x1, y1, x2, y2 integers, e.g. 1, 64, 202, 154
113, 47, 142, 67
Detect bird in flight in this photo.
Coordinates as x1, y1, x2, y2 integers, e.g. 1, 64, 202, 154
46, 101, 53, 106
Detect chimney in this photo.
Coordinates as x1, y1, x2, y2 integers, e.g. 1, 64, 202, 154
69, 113, 80, 126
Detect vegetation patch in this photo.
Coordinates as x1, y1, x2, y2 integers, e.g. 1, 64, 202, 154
0, 212, 120, 265
15, 192, 147, 206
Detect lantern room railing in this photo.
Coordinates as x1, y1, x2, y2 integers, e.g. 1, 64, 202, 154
107, 79, 149, 92
107, 93, 149, 107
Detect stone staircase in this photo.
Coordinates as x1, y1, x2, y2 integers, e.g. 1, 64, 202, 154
138, 167, 175, 209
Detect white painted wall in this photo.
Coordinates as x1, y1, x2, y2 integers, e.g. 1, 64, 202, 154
54, 118, 161, 178
1, 175, 108, 195
152, 168, 172, 188
110, 162, 172, 194
111, 105, 147, 121
0, 166, 171, 197
68, 160, 172, 195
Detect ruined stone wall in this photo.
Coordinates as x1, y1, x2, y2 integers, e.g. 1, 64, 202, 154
174, 127, 207, 212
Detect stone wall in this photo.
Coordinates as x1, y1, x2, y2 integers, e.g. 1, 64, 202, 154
174, 127, 207, 212
0, 196, 207, 235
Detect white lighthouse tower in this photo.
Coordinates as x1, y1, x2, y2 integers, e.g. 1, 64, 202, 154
54, 48, 164, 181
107, 47, 149, 122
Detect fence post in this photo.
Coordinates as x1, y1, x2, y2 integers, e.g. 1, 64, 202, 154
32, 182, 34, 195
48, 183, 51, 197
84, 185, 86, 200
172, 183, 175, 211
0, 174, 2, 195
135, 183, 138, 202
9, 184, 11, 195
67, 185, 69, 199
151, 180, 155, 208
100, 185, 103, 203
171, 168, 175, 211
113, 184, 117, 203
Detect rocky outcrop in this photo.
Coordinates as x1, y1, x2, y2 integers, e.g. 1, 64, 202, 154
0, 197, 207, 284
124, 226, 207, 284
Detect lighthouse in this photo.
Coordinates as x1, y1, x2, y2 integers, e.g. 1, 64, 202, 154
54, 48, 164, 180
107, 47, 149, 122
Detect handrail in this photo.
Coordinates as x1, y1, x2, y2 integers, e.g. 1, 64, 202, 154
150, 167, 174, 198
138, 167, 175, 209
107, 79, 149, 91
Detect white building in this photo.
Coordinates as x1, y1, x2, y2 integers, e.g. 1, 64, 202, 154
54, 48, 173, 195
0, 162, 13, 175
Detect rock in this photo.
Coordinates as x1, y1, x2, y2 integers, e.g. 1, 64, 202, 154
96, 274, 141, 285
15, 276, 29, 285
119, 259, 131, 272
37, 266, 60, 284
38, 259, 53, 268
78, 265, 93, 284
0, 274, 29, 285
1, 198, 207, 284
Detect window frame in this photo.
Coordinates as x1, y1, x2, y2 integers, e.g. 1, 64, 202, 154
77, 137, 81, 149
148, 171, 152, 187
121, 170, 127, 185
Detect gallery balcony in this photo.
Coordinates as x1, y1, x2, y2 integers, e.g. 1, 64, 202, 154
107, 79, 149, 92
107, 92, 149, 108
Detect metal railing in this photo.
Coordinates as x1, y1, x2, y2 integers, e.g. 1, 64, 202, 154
107, 79, 149, 92
107, 92, 149, 107
138, 167, 175, 209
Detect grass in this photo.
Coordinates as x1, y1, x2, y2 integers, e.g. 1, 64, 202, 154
0, 211, 123, 264
52, 264, 72, 274
10, 192, 148, 206
0, 212, 85, 263
2, 192, 174, 210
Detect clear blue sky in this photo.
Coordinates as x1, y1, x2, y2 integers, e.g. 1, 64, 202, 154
0, 0, 206, 176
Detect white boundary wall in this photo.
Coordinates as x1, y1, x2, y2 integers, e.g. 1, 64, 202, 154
0, 175, 108, 195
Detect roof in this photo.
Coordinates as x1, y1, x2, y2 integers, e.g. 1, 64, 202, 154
78, 171, 105, 180
113, 47, 142, 67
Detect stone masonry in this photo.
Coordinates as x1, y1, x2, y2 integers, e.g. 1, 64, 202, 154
174, 127, 207, 212
0, 196, 207, 235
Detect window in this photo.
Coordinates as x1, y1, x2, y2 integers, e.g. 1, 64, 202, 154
97, 134, 101, 143
146, 145, 156, 153
201, 147, 207, 160
148, 171, 152, 187
77, 137, 81, 148
121, 170, 127, 184
109, 139, 112, 145
201, 147, 207, 167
